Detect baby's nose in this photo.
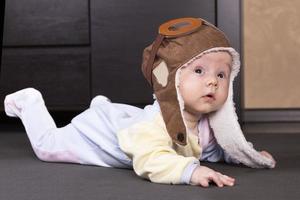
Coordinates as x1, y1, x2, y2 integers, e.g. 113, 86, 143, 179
206, 76, 218, 87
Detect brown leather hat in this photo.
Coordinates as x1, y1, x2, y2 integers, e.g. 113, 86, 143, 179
141, 17, 230, 145
140, 17, 275, 169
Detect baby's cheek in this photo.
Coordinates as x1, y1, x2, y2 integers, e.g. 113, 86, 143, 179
179, 82, 195, 97
220, 85, 230, 101
217, 91, 227, 102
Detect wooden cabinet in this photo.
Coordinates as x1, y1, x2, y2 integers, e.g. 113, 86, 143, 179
1, 48, 90, 109
1, 0, 90, 110
1, 0, 227, 111
3, 0, 89, 46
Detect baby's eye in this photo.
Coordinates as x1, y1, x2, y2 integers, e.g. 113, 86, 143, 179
194, 68, 204, 74
218, 72, 226, 79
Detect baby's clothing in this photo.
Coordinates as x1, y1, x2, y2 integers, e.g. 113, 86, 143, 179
4, 88, 235, 185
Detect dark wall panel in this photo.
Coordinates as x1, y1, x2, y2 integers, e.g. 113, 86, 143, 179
3, 0, 89, 46
91, 0, 216, 104
0, 48, 90, 110
217, 0, 242, 122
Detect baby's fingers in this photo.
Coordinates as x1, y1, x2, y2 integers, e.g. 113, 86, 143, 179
217, 173, 235, 186
209, 173, 223, 187
260, 151, 275, 161
199, 179, 210, 188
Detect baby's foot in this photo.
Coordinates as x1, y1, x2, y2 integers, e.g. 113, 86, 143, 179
4, 88, 43, 118
90, 95, 111, 108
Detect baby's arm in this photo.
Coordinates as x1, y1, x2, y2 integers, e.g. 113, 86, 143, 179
118, 121, 200, 185
200, 138, 240, 164
201, 136, 276, 167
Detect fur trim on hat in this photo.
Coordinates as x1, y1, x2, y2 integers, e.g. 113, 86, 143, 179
175, 47, 275, 168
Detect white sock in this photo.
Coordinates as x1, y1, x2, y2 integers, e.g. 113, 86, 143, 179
4, 88, 57, 145
4, 88, 43, 118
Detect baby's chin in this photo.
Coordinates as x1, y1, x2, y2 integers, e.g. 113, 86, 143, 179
184, 101, 225, 117
191, 105, 220, 115
184, 107, 213, 118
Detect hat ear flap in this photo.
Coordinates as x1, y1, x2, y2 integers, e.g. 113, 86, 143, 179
153, 61, 169, 87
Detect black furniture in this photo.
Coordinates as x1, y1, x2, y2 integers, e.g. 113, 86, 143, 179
0, 0, 5, 74
0, 0, 242, 115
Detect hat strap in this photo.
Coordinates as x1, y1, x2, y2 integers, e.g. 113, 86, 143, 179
145, 34, 165, 86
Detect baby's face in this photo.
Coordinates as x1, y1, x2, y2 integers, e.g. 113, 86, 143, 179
179, 51, 232, 116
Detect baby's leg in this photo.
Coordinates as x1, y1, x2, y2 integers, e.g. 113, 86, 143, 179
4, 88, 118, 167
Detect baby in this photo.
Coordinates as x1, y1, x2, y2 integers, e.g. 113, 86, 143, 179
4, 17, 276, 187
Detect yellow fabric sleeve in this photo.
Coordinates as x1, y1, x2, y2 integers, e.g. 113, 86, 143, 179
117, 115, 199, 184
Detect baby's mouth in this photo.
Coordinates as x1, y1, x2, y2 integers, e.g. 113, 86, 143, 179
203, 93, 216, 101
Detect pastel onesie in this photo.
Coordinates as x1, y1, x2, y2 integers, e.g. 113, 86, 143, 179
4, 88, 234, 184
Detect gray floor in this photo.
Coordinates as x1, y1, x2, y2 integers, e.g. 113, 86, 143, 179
1, 130, 300, 200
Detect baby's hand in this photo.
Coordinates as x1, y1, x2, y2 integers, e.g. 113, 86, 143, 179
260, 150, 276, 166
190, 166, 235, 188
